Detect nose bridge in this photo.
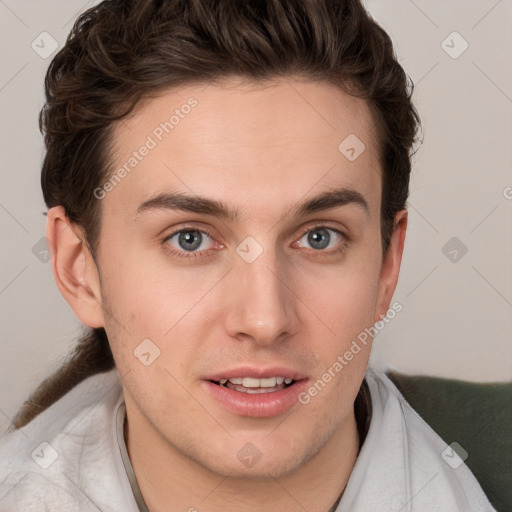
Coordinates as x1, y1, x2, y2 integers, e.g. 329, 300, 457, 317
225, 239, 296, 344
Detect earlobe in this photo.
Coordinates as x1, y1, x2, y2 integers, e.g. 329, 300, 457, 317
46, 206, 105, 328
374, 210, 408, 323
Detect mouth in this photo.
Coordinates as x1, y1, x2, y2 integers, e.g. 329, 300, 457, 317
209, 376, 298, 394
203, 368, 308, 417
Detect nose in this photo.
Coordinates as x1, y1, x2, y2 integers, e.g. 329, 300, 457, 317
224, 245, 298, 346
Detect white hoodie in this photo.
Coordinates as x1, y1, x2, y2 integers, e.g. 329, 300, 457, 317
0, 367, 497, 512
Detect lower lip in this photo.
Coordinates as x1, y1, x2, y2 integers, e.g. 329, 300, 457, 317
203, 380, 309, 418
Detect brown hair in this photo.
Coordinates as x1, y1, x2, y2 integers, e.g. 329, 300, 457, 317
12, 0, 421, 429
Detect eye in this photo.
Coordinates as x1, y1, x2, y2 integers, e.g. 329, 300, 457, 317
163, 228, 217, 258
294, 225, 346, 253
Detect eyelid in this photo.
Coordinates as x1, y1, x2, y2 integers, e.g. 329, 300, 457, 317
297, 221, 348, 240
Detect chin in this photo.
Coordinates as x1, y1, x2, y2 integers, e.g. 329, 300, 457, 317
189, 429, 329, 481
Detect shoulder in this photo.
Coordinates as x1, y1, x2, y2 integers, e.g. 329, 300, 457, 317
356, 369, 494, 512
0, 370, 134, 511
342, 367, 496, 512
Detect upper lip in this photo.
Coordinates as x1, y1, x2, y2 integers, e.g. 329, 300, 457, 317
205, 366, 308, 382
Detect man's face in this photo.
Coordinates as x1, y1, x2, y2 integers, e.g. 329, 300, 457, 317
96, 78, 390, 478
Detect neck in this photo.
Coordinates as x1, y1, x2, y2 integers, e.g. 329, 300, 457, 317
125, 406, 359, 512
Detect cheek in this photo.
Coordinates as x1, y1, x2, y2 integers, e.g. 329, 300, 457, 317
293, 253, 380, 408
301, 259, 380, 338
295, 268, 378, 421
296, 223, 382, 328
98, 234, 185, 325
98, 246, 219, 379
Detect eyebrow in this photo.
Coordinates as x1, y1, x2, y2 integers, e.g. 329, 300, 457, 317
135, 186, 369, 221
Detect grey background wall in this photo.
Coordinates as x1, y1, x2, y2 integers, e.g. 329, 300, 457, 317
0, 0, 511, 435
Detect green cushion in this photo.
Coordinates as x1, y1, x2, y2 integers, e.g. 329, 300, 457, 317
386, 371, 512, 512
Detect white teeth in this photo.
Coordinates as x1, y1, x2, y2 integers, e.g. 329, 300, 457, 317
220, 376, 292, 388
258, 377, 278, 387
242, 377, 261, 388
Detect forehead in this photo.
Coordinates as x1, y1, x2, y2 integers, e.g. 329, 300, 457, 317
105, 78, 382, 222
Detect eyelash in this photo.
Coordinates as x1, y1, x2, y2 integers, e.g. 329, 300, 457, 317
162, 223, 349, 260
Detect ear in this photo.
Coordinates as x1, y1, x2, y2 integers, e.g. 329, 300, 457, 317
374, 210, 408, 323
46, 206, 105, 328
